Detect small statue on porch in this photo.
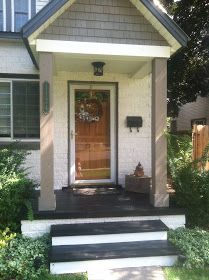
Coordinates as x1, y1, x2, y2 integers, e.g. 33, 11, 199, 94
134, 162, 144, 177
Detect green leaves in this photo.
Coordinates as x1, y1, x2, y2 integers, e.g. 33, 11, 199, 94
161, 0, 209, 117
0, 146, 35, 231
169, 228, 209, 268
0, 235, 49, 280
167, 133, 209, 227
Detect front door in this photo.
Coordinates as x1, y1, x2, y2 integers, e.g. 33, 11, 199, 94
69, 83, 116, 185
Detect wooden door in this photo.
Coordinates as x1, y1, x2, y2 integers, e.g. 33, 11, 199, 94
69, 84, 116, 184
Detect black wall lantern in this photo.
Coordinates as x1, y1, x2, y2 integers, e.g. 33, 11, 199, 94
42, 81, 50, 115
92, 62, 105, 76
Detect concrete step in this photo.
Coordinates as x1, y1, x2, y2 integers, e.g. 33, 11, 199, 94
50, 240, 179, 274
51, 219, 168, 245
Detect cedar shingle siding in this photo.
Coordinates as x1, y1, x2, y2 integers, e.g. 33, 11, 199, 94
39, 0, 168, 46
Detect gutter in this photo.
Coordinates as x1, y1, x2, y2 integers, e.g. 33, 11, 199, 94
22, 35, 39, 70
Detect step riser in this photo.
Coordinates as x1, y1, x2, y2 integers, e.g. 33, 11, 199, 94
50, 255, 178, 274
52, 231, 167, 246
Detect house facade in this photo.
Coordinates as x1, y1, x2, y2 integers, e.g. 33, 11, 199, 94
0, 0, 188, 211
175, 96, 209, 132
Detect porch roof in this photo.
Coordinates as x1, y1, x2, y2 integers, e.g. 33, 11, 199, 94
22, 0, 189, 49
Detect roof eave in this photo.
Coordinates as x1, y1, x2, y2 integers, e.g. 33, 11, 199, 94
139, 0, 189, 47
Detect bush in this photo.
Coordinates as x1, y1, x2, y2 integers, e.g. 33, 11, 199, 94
0, 146, 35, 231
0, 228, 16, 249
167, 133, 209, 227
0, 234, 50, 280
168, 227, 209, 268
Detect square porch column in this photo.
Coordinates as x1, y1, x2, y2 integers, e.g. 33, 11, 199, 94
39, 52, 56, 211
150, 58, 169, 207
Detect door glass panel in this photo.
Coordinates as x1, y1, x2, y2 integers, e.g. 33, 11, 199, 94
75, 89, 111, 181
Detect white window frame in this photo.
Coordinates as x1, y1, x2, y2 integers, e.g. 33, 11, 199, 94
0, 79, 40, 143
0, 0, 6, 31
11, 0, 32, 32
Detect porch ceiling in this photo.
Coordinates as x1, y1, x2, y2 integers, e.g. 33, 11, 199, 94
53, 53, 151, 75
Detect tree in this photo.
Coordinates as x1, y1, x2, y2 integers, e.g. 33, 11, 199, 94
161, 0, 209, 117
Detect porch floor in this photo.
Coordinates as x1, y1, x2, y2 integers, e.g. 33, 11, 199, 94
32, 189, 184, 219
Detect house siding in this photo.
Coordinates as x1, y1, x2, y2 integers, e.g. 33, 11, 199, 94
39, 0, 168, 46
0, 41, 37, 74
176, 96, 209, 131
53, 72, 151, 189
36, 0, 50, 13
24, 150, 40, 184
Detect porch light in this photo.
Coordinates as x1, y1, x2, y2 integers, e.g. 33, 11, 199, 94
92, 62, 105, 76
42, 81, 50, 115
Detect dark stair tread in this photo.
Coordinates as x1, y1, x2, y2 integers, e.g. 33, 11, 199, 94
51, 220, 168, 237
50, 240, 179, 262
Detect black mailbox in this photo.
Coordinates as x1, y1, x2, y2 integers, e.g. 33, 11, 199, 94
127, 116, 143, 132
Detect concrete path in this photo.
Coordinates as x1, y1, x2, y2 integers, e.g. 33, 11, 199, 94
88, 266, 166, 280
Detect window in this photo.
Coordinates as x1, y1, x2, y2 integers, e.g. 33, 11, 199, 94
0, 82, 11, 137
0, 0, 5, 31
12, 0, 31, 32
0, 81, 40, 140
191, 118, 207, 128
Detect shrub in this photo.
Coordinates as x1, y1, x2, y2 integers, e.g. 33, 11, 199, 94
167, 133, 209, 227
0, 228, 16, 249
168, 227, 209, 268
0, 146, 35, 231
0, 234, 50, 280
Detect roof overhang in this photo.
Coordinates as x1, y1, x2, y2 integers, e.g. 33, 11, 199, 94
21, 0, 189, 68
36, 39, 171, 59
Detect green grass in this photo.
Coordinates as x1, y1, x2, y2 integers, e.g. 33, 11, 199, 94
164, 268, 209, 280
40, 273, 88, 280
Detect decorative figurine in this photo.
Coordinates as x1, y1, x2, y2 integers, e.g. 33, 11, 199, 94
134, 162, 144, 177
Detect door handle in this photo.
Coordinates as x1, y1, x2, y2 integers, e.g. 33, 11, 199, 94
71, 130, 78, 139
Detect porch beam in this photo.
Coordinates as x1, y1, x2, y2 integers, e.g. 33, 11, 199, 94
150, 58, 169, 207
39, 52, 56, 211
130, 61, 152, 79
36, 39, 171, 59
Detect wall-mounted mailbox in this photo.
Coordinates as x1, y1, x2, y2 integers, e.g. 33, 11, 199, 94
127, 116, 143, 132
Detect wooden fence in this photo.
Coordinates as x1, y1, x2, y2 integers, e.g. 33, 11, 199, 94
192, 125, 209, 170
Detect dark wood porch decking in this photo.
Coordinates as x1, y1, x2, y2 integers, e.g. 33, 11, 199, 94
32, 189, 184, 219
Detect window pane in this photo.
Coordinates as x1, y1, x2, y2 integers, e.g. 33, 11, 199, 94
0, 82, 11, 138
14, 0, 28, 31
14, 13, 28, 31
13, 81, 40, 139
14, 0, 28, 12
0, 0, 3, 31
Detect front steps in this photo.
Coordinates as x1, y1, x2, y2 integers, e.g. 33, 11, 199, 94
49, 220, 180, 274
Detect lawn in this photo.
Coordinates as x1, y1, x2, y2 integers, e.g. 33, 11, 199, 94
42, 273, 88, 280
164, 268, 209, 280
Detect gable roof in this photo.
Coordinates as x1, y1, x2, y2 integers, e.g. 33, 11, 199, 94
22, 0, 189, 49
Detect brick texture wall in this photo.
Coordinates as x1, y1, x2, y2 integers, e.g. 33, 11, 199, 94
0, 41, 37, 74
24, 150, 40, 184
39, 0, 168, 46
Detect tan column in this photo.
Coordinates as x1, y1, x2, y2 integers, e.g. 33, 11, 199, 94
39, 52, 56, 211
150, 58, 169, 207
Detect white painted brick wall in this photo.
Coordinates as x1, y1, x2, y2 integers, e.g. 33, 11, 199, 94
53, 72, 151, 189
24, 150, 40, 185
0, 41, 37, 74
21, 215, 185, 238
36, 0, 50, 13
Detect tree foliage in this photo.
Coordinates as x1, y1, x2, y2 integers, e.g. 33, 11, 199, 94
161, 0, 209, 117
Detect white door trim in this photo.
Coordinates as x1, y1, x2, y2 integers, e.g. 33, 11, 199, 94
69, 83, 116, 185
